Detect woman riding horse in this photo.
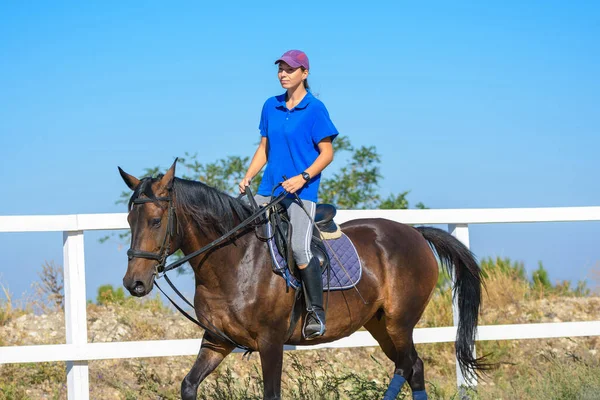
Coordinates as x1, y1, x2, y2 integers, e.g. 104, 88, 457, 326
239, 49, 338, 340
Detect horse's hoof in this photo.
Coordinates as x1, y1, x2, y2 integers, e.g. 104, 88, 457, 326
181, 378, 197, 400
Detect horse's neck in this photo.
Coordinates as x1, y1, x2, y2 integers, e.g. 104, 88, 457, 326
179, 221, 261, 290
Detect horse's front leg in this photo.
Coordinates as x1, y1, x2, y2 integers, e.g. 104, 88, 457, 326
181, 332, 234, 400
258, 340, 285, 400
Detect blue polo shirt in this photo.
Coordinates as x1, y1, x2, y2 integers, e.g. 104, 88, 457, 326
257, 91, 338, 202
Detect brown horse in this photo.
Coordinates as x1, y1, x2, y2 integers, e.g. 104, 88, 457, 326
118, 161, 487, 400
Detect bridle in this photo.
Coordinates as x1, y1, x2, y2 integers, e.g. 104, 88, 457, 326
126, 195, 176, 275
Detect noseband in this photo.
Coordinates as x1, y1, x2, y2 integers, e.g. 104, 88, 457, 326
126, 195, 176, 274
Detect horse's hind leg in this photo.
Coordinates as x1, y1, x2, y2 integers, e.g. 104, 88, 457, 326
364, 317, 428, 399
407, 346, 427, 400
364, 316, 397, 362
181, 333, 234, 400
384, 326, 416, 399
386, 334, 429, 400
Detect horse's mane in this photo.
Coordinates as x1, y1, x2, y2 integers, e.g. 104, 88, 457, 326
129, 176, 253, 237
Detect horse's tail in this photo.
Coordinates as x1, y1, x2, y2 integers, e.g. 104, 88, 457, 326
416, 226, 492, 381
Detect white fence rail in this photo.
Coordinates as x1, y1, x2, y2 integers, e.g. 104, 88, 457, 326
1, 206, 600, 400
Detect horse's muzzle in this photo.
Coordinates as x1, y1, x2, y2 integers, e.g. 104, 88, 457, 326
133, 281, 146, 296
123, 277, 152, 297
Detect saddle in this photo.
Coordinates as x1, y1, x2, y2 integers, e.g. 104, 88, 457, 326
267, 202, 340, 277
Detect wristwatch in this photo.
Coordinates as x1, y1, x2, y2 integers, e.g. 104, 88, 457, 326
301, 172, 311, 182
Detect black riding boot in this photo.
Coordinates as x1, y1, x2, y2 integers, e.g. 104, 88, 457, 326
299, 257, 326, 339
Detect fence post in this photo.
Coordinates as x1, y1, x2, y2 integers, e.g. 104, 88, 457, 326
63, 230, 89, 400
448, 223, 476, 393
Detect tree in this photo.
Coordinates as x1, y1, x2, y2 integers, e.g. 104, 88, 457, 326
179, 153, 263, 194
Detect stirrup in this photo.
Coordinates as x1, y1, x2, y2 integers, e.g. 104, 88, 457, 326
302, 309, 326, 340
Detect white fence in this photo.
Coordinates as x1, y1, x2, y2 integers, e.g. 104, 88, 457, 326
1, 206, 600, 400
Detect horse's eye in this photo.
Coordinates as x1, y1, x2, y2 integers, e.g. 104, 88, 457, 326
151, 218, 162, 227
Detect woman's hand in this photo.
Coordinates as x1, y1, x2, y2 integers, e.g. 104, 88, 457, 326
238, 177, 252, 194
282, 175, 307, 194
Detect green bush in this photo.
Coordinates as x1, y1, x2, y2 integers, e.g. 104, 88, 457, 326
532, 262, 552, 291
97, 284, 126, 305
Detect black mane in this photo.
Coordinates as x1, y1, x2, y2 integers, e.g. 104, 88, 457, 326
129, 176, 253, 236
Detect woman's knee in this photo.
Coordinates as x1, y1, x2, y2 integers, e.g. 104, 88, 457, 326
292, 243, 312, 265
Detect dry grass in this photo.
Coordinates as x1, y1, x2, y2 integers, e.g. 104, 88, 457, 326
482, 267, 529, 309
0, 278, 27, 330
418, 287, 453, 328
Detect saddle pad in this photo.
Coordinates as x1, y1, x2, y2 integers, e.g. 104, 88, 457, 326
266, 223, 363, 291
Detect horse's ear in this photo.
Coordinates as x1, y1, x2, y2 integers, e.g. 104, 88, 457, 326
159, 158, 178, 190
118, 167, 141, 190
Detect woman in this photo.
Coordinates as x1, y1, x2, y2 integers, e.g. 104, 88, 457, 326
239, 49, 338, 340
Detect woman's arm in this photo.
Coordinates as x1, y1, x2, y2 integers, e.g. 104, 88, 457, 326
305, 137, 334, 178
282, 137, 334, 194
239, 137, 268, 193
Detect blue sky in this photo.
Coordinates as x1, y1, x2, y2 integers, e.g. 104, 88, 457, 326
1, 1, 599, 303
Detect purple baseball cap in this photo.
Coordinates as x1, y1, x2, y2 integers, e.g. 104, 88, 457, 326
274, 50, 310, 70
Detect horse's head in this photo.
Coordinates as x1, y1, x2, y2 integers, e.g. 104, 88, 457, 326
118, 160, 178, 297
